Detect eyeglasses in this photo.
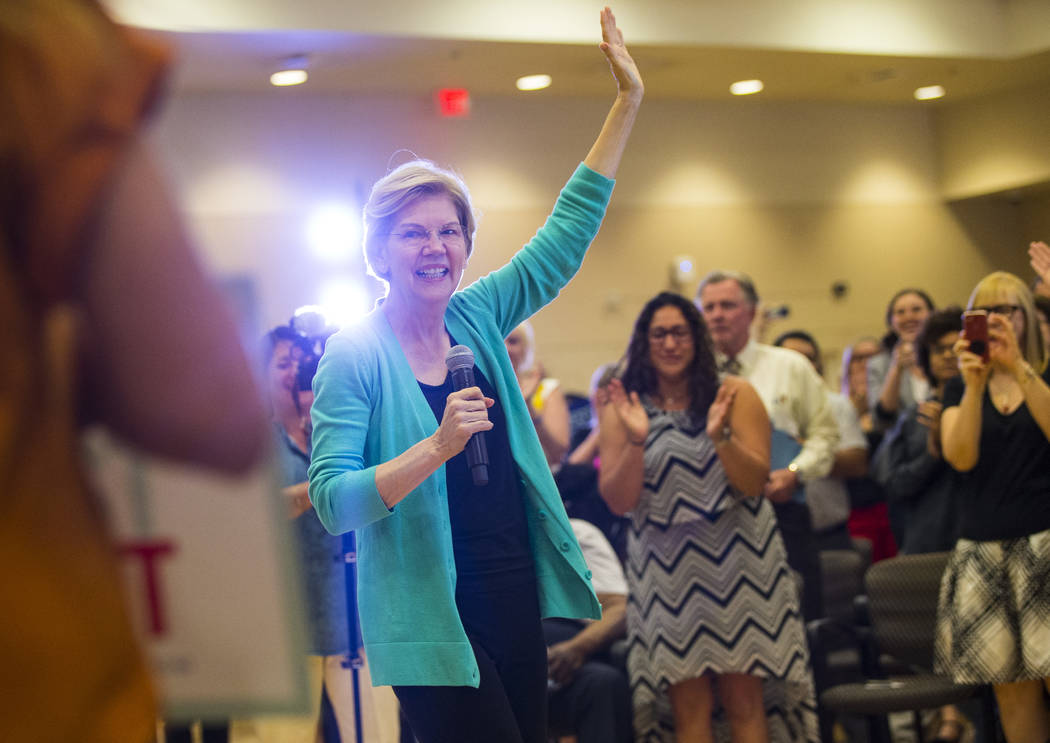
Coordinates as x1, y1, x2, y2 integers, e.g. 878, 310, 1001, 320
974, 303, 1023, 317
930, 342, 957, 356
648, 326, 693, 344
389, 223, 466, 248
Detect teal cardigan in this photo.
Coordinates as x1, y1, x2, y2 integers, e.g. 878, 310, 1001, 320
308, 164, 612, 687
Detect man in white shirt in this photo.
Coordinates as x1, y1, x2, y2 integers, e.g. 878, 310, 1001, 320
696, 270, 839, 621
544, 519, 631, 743
774, 330, 869, 553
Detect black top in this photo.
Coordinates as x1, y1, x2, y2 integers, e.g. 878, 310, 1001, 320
942, 364, 1050, 541
419, 362, 535, 595
873, 408, 960, 554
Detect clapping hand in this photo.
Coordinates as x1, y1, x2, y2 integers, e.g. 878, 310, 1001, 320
706, 382, 736, 443
598, 378, 648, 445
893, 340, 917, 370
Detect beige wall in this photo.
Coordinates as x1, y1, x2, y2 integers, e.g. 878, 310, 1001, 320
153, 89, 1037, 392
935, 81, 1050, 201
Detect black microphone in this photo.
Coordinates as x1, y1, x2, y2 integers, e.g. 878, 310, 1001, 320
444, 344, 490, 486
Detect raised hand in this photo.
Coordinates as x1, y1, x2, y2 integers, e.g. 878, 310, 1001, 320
598, 7, 643, 102
603, 377, 649, 444
1029, 241, 1050, 287
706, 382, 737, 443
433, 387, 494, 460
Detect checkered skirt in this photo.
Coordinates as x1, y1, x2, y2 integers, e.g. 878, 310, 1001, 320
934, 528, 1050, 684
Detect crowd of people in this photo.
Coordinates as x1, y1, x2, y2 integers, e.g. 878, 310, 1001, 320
7, 1, 1050, 742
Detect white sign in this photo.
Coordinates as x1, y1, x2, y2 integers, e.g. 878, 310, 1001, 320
85, 430, 311, 719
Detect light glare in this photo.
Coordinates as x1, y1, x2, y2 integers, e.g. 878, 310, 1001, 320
270, 69, 308, 87
914, 85, 945, 101
318, 279, 371, 328
730, 79, 764, 96
516, 74, 552, 91
307, 204, 358, 263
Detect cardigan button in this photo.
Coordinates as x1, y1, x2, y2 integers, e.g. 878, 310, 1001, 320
560, 540, 571, 551
537, 510, 547, 520
585, 570, 593, 580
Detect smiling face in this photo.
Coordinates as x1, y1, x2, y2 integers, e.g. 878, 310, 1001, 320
697, 279, 755, 356
890, 292, 931, 343
375, 193, 467, 311
267, 340, 299, 403
648, 305, 696, 382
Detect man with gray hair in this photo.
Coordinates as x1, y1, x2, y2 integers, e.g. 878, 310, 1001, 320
696, 270, 839, 621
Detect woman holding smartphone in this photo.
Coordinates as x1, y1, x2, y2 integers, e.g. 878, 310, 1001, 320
937, 271, 1050, 743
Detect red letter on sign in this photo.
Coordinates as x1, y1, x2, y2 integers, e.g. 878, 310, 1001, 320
119, 539, 177, 636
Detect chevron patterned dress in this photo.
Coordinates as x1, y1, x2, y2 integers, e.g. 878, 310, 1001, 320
626, 404, 818, 743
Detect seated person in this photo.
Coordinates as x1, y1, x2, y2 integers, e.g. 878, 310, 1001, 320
545, 518, 632, 743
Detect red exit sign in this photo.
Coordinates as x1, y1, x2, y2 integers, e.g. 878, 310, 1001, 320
436, 88, 470, 118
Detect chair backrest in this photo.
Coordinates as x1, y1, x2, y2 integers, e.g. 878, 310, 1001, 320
819, 549, 867, 623
864, 551, 951, 672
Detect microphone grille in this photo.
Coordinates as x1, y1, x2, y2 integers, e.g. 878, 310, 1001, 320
445, 344, 475, 372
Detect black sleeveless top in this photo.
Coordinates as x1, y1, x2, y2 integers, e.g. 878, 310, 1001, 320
419, 362, 535, 594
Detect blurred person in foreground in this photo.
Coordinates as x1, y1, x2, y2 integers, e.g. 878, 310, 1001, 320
599, 292, 816, 743
505, 320, 572, 469
307, 10, 642, 742
936, 271, 1050, 743
0, 2, 268, 742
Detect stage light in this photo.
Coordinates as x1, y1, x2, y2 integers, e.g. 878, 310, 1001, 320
271, 54, 309, 87
913, 85, 945, 101
307, 203, 358, 263
270, 69, 307, 87
516, 74, 552, 91
730, 79, 764, 96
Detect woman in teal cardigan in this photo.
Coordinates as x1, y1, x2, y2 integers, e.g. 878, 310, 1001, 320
307, 9, 642, 742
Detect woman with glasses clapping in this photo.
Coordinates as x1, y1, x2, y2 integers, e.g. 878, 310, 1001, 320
598, 292, 817, 743
307, 9, 642, 743
936, 271, 1050, 743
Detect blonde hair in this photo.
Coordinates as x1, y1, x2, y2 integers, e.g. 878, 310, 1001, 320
361, 159, 478, 282
967, 271, 1048, 372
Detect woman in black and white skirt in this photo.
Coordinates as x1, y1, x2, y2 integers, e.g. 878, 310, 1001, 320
598, 293, 817, 743
938, 270, 1050, 743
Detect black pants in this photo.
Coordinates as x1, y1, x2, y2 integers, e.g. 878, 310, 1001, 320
773, 500, 824, 622
394, 581, 547, 743
544, 619, 632, 743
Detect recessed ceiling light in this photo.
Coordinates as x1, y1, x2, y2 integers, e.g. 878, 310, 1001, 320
730, 79, 764, 96
914, 85, 945, 101
516, 74, 552, 92
271, 69, 308, 87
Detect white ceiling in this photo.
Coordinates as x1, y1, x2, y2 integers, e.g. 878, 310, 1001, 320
110, 0, 1050, 103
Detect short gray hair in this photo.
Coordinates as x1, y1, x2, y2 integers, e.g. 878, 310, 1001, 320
362, 159, 478, 282
695, 270, 759, 306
